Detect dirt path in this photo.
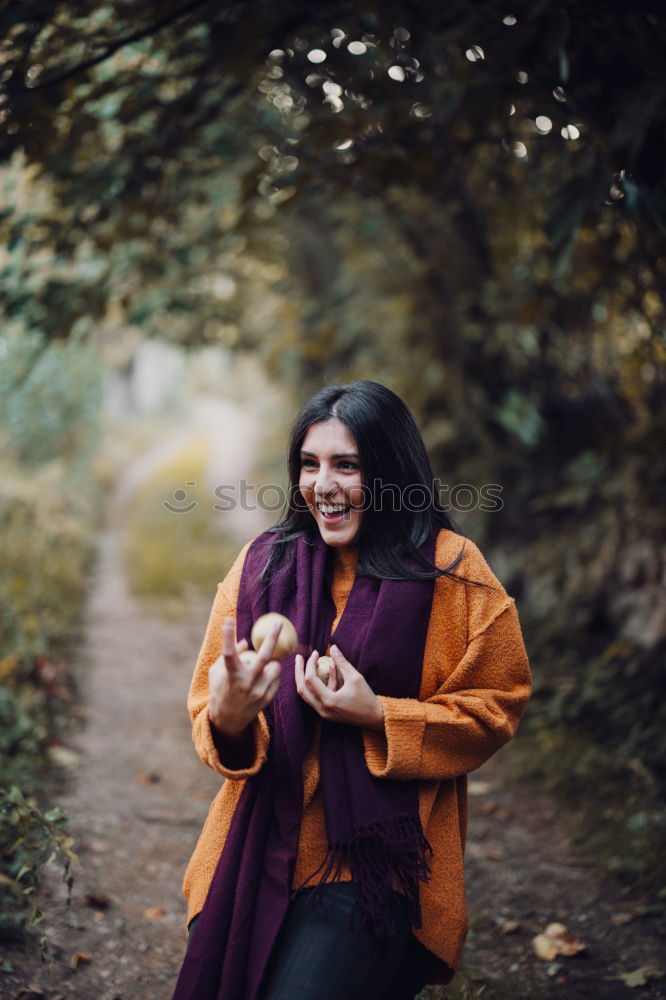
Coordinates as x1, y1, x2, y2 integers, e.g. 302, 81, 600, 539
445, 752, 665, 999
2, 407, 664, 999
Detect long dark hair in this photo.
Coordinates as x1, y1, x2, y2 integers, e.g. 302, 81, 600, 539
260, 380, 476, 585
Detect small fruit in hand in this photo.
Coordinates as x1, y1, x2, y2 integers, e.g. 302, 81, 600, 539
251, 613, 298, 660
315, 655, 344, 689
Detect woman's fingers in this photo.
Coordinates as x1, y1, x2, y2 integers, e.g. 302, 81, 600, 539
327, 661, 338, 691
254, 620, 284, 669
298, 650, 333, 707
330, 644, 351, 678
295, 653, 315, 705
303, 649, 319, 689
221, 617, 240, 671
220, 618, 281, 676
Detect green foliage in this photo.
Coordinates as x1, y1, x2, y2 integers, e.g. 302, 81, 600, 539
0, 0, 664, 353
0, 331, 102, 942
0, 784, 77, 944
0, 0, 663, 902
510, 723, 666, 894
0, 331, 101, 467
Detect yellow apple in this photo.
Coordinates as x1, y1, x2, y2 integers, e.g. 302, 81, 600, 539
315, 654, 344, 689
251, 612, 298, 660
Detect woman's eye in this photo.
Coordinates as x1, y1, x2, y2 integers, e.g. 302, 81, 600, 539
300, 458, 359, 471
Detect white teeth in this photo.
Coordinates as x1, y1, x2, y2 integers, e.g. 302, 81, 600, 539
317, 504, 348, 514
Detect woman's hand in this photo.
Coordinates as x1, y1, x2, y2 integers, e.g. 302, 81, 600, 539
208, 617, 283, 738
295, 644, 385, 731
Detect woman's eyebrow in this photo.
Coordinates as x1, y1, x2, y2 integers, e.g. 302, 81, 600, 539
300, 450, 360, 459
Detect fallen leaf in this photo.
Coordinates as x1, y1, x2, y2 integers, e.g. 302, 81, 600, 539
89, 840, 110, 854
136, 771, 161, 785
468, 780, 493, 796
500, 919, 520, 935
47, 746, 80, 769
532, 934, 559, 961
70, 952, 91, 969
144, 906, 167, 920
544, 922, 586, 956
475, 801, 511, 821
532, 922, 586, 960
476, 800, 501, 816
484, 847, 505, 860
92, 909, 107, 921
610, 911, 634, 926
617, 967, 664, 988
546, 962, 562, 977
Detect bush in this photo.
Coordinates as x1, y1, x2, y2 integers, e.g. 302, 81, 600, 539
0, 331, 101, 941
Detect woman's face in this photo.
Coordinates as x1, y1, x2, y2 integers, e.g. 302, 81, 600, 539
298, 418, 365, 547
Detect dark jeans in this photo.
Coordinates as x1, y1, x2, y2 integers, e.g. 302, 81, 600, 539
187, 882, 431, 1000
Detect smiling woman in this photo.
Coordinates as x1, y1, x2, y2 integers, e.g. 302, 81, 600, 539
298, 418, 365, 547
172, 380, 532, 1000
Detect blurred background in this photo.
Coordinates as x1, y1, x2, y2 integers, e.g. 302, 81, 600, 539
1, 1, 664, 996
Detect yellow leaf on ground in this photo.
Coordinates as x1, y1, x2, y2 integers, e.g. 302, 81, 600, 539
144, 905, 167, 920
532, 922, 586, 960
69, 952, 91, 969
532, 933, 559, 960
617, 967, 664, 988
500, 919, 520, 934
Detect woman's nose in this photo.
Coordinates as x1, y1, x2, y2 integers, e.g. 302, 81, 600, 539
314, 465, 338, 496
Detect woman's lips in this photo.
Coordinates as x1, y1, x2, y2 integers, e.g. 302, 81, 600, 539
315, 504, 352, 523
320, 510, 348, 522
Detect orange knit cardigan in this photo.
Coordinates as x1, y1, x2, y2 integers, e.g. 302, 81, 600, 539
181, 529, 532, 982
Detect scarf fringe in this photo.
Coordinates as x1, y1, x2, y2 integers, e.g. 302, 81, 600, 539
292, 814, 433, 944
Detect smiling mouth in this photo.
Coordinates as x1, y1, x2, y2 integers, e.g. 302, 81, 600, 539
315, 502, 352, 520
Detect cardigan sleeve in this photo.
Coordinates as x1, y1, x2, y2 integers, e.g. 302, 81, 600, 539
187, 538, 271, 780
362, 540, 532, 781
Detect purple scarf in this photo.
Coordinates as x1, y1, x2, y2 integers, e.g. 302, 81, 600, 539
172, 527, 438, 1000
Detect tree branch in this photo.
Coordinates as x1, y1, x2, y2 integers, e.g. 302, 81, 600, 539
3, 0, 214, 102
